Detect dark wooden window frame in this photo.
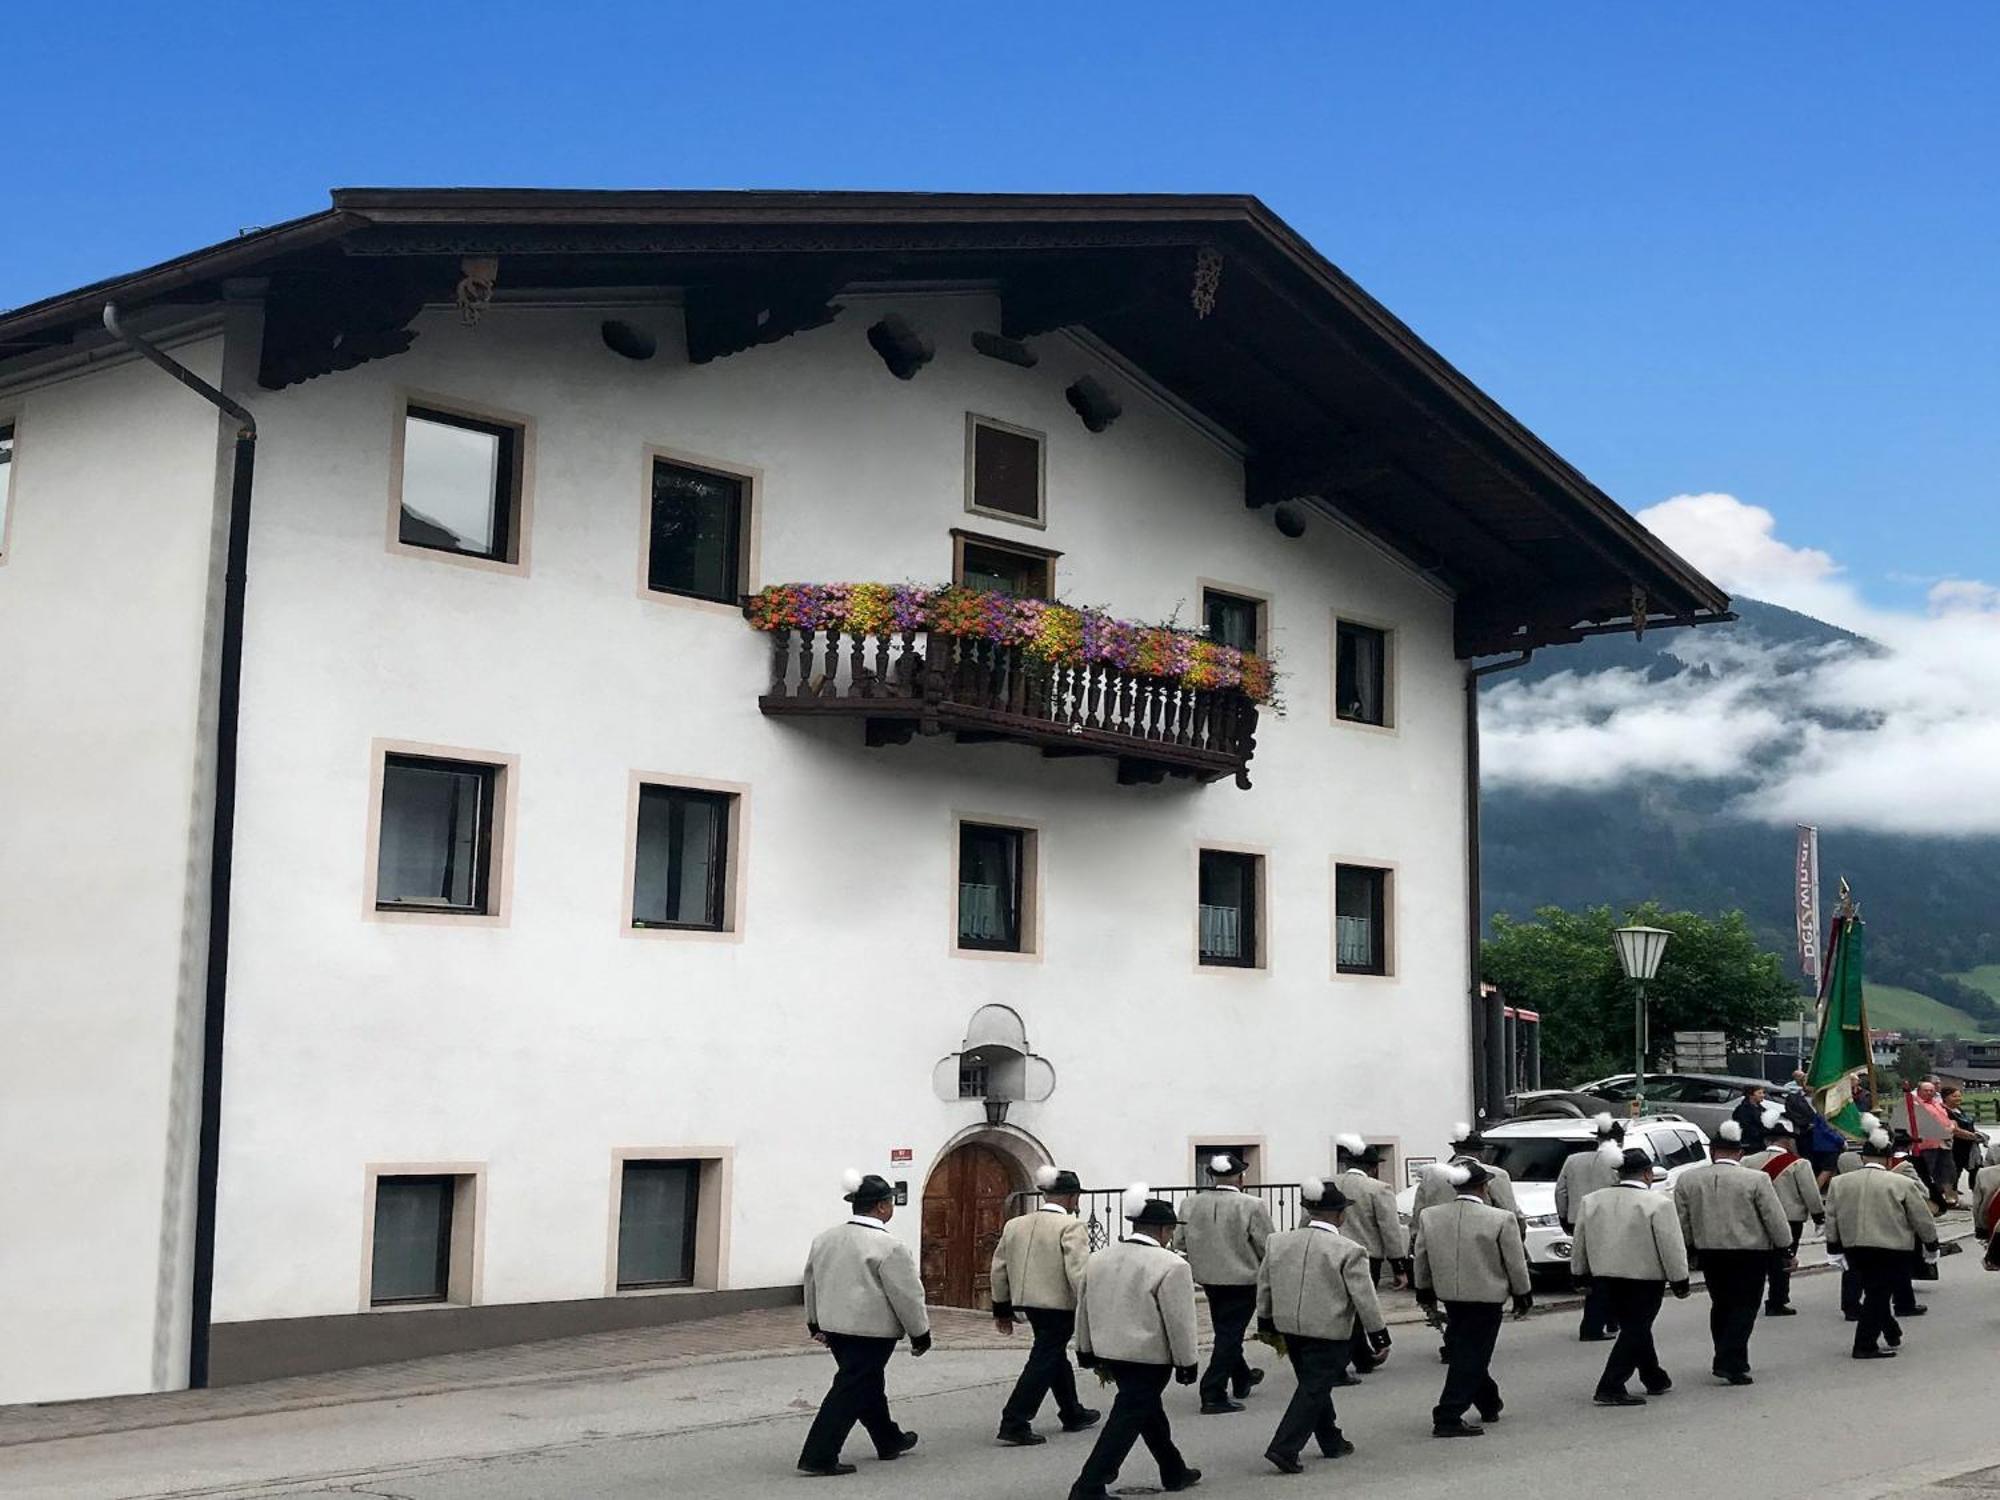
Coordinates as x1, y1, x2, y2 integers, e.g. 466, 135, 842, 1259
1334, 862, 1391, 976
1197, 848, 1262, 969
369, 1173, 457, 1307
647, 454, 750, 606
1334, 618, 1393, 728
632, 783, 735, 932
616, 1159, 702, 1291
400, 404, 522, 564
957, 821, 1027, 953
0, 421, 14, 557
376, 754, 498, 915
963, 412, 1048, 528
949, 528, 1060, 599
1201, 587, 1266, 656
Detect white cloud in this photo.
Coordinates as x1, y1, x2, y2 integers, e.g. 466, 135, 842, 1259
1635, 492, 1861, 629
1927, 578, 2000, 616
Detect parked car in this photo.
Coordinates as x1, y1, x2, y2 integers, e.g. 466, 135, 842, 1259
1396, 1113, 1712, 1282
1574, 1071, 1773, 1138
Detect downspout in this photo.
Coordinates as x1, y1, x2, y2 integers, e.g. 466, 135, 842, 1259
1465, 650, 1533, 1126
102, 303, 256, 1389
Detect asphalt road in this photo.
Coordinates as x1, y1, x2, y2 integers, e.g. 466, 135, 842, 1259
7, 1254, 1998, 1500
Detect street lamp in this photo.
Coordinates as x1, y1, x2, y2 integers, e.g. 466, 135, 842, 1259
1612, 925, 1672, 1119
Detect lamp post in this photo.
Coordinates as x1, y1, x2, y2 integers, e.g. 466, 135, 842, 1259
1612, 925, 1672, 1119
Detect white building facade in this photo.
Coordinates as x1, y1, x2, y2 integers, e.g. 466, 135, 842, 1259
0, 191, 1726, 1403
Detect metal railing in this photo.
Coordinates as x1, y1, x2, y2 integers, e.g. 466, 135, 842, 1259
1019, 1183, 1304, 1252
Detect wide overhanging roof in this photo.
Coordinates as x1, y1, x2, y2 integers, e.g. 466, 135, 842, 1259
0, 188, 1727, 656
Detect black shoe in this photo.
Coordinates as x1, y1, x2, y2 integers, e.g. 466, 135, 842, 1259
1903, 1305, 1928, 1317
1843, 1311, 1860, 1322
1331, 1373, 1362, 1387
877, 1431, 918, 1460
1578, 1331, 1612, 1343
798, 1461, 858, 1477
1163, 1469, 1203, 1492
1853, 1347, 1898, 1360
1321, 1437, 1356, 1459
1594, 1391, 1647, 1407
1198, 1398, 1245, 1415
1725, 1373, 1754, 1386
1233, 1368, 1266, 1398
995, 1425, 1045, 1447
1765, 1305, 1797, 1317
1886, 1329, 1903, 1348
1478, 1404, 1504, 1423
1264, 1450, 1304, 1475
1059, 1408, 1101, 1433
1642, 1375, 1673, 1396
1433, 1420, 1486, 1438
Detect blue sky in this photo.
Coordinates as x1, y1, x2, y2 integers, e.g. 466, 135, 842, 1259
6, 3, 1995, 608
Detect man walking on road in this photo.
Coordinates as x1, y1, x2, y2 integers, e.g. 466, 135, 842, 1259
797, 1171, 930, 1477
1413, 1161, 1532, 1439
1070, 1187, 1202, 1499
1176, 1152, 1272, 1414
1254, 1176, 1391, 1474
1825, 1123, 1939, 1360
1741, 1105, 1825, 1318
1556, 1117, 1625, 1341
1333, 1133, 1408, 1376
990, 1164, 1099, 1447
1571, 1147, 1691, 1406
1674, 1120, 1791, 1385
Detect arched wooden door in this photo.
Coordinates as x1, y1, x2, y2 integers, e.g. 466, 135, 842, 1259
920, 1142, 1022, 1309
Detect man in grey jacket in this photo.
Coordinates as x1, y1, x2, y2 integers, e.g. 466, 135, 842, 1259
797, 1171, 931, 1477
1175, 1151, 1273, 1413
1070, 1187, 1202, 1499
1413, 1161, 1533, 1438
1741, 1105, 1826, 1318
1673, 1120, 1791, 1385
991, 1165, 1099, 1446
1571, 1147, 1691, 1406
1825, 1124, 1940, 1359
1254, 1177, 1391, 1474
1555, 1116, 1626, 1342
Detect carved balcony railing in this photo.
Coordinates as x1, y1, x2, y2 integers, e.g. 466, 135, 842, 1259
758, 625, 1259, 787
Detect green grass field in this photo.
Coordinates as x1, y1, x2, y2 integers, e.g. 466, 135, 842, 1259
1862, 982, 1984, 1034
1954, 965, 2000, 1004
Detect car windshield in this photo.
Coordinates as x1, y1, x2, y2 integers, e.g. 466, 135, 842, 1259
1476, 1138, 1591, 1181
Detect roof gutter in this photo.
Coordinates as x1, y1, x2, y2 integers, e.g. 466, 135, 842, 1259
102, 303, 255, 1389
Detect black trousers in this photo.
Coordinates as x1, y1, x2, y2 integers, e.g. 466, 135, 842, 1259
1594, 1278, 1667, 1394
1846, 1247, 1904, 1353
1433, 1300, 1504, 1425
1069, 1362, 1189, 1498
1579, 1275, 1618, 1337
1000, 1307, 1087, 1429
1698, 1250, 1768, 1376
1199, 1283, 1257, 1403
798, 1334, 902, 1468
1267, 1333, 1351, 1461
1766, 1222, 1803, 1310
1350, 1263, 1385, 1373
1842, 1256, 1918, 1317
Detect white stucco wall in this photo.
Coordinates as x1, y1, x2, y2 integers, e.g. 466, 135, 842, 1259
208, 292, 1471, 1327
0, 340, 227, 1403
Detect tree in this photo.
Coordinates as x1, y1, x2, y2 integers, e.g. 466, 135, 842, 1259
1894, 1041, 1933, 1088
1481, 903, 1800, 1086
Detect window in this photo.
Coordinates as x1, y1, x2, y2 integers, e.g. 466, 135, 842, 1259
1335, 620, 1390, 726
398, 406, 520, 562
965, 415, 1045, 525
1335, 863, 1390, 975
953, 530, 1054, 598
633, 785, 733, 930
1198, 849, 1261, 968
1203, 589, 1263, 654
648, 457, 747, 604
370, 1175, 457, 1305
957, 1055, 990, 1099
0, 423, 13, 556
958, 823, 1026, 952
616, 1160, 701, 1290
376, 755, 497, 913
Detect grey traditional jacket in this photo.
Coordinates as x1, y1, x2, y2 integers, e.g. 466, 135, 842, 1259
1412, 1197, 1531, 1305
1336, 1171, 1409, 1261
1740, 1148, 1826, 1224
802, 1220, 930, 1340
1672, 1160, 1791, 1254
1074, 1235, 1200, 1368
1257, 1222, 1387, 1341
1553, 1148, 1620, 1230
1173, 1188, 1273, 1287
1571, 1183, 1690, 1284
989, 1206, 1090, 1313
1824, 1165, 1939, 1253
1410, 1160, 1523, 1243
1974, 1163, 2000, 1232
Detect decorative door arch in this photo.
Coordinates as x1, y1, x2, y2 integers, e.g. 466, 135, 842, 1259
919, 1140, 1024, 1309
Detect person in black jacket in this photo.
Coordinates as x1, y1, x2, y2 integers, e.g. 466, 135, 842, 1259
1729, 1085, 1771, 1153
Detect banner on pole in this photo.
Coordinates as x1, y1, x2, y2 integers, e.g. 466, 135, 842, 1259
1795, 824, 1821, 983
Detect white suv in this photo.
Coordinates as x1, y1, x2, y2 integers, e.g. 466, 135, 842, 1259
1396, 1114, 1712, 1278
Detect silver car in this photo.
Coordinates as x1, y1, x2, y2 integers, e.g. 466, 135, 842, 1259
1576, 1072, 1773, 1138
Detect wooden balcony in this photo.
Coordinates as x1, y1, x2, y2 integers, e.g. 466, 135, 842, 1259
758, 625, 1260, 787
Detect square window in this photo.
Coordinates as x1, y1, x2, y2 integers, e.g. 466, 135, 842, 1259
966, 416, 1044, 524
616, 1160, 701, 1290
958, 1055, 990, 1099
0, 423, 13, 556
633, 785, 734, 930
648, 457, 747, 604
1198, 849, 1261, 968
376, 755, 497, 913
399, 406, 520, 562
954, 532, 1054, 598
370, 1175, 457, 1305
1204, 589, 1263, 655
1335, 864, 1391, 976
958, 823, 1027, 952
1335, 621, 1390, 726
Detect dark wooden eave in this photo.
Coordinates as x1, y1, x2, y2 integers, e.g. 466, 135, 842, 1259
0, 188, 1728, 657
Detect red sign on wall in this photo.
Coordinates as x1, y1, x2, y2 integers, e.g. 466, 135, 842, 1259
889, 1148, 913, 1166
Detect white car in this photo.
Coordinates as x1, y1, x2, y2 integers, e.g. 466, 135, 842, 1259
1396, 1114, 1713, 1278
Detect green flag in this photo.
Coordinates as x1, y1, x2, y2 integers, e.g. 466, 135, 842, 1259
1806, 914, 1870, 1136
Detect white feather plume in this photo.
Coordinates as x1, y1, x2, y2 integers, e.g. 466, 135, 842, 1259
1591, 1112, 1616, 1136
1034, 1165, 1060, 1191
1596, 1141, 1625, 1167
1424, 1162, 1454, 1184
1209, 1153, 1236, 1174
841, 1168, 864, 1193
1302, 1176, 1327, 1202
1869, 1129, 1893, 1151
1717, 1120, 1742, 1144
1761, 1101, 1787, 1130
1859, 1112, 1882, 1134
1335, 1132, 1368, 1155
1446, 1163, 1472, 1188
1451, 1121, 1474, 1140
1122, 1182, 1151, 1220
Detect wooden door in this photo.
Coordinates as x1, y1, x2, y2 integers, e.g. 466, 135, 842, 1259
920, 1143, 1019, 1309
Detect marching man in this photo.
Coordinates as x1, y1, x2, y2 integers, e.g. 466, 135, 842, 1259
1254, 1176, 1391, 1474
797, 1171, 930, 1477
1555, 1114, 1626, 1341
1333, 1133, 1408, 1377
1741, 1102, 1826, 1318
1412, 1160, 1533, 1439
990, 1165, 1100, 1447
1824, 1119, 1939, 1359
1570, 1145, 1691, 1406
1070, 1186, 1203, 1499
1176, 1152, 1273, 1413
1673, 1120, 1791, 1385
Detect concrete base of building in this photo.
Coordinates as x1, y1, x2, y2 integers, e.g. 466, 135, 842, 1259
207, 1285, 803, 1386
